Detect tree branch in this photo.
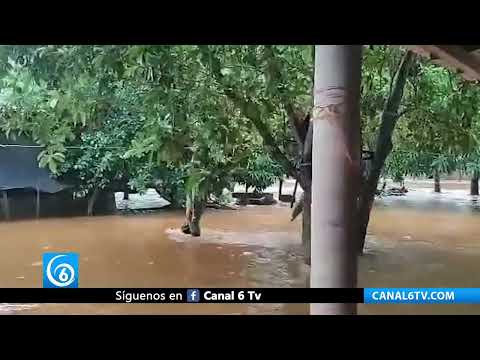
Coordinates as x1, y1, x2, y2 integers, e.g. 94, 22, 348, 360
198, 45, 297, 179
262, 45, 309, 145
370, 51, 415, 180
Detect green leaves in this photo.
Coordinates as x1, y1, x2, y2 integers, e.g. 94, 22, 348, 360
37, 149, 66, 175
232, 148, 283, 192
220, 68, 233, 76
430, 154, 455, 174
0, 45, 311, 204
48, 96, 58, 109
368, 45, 480, 181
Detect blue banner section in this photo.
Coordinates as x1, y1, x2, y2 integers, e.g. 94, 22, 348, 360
364, 288, 480, 304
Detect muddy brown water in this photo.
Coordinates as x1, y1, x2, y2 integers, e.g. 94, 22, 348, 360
1, 180, 480, 315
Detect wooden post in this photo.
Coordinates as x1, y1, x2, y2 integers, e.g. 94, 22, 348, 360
279, 179, 283, 197
311, 45, 362, 315
35, 186, 40, 219
1, 190, 10, 220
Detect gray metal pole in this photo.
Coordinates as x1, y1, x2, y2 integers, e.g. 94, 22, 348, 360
311, 45, 362, 315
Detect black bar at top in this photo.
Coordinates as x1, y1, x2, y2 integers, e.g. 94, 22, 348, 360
0, 288, 364, 303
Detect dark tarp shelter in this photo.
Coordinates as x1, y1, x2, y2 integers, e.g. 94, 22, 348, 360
0, 134, 116, 219
0, 133, 74, 220
0, 134, 66, 193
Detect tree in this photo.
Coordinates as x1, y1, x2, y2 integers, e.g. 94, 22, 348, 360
0, 46, 248, 230
452, 83, 480, 195
387, 60, 480, 195
0, 47, 158, 214
119, 46, 283, 235
357, 47, 415, 253
232, 147, 284, 193
5, 44, 475, 257
462, 151, 480, 195
198, 45, 314, 260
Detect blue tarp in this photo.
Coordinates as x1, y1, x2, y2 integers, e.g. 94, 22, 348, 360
0, 134, 66, 193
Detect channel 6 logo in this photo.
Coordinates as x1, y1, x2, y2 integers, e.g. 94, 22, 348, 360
43, 253, 79, 288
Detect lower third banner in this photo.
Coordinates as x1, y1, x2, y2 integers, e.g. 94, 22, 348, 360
2, 288, 479, 304
0, 288, 362, 303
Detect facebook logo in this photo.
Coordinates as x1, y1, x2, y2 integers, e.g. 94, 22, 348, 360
187, 289, 200, 303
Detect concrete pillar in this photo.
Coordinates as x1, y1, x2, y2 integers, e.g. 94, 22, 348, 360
310, 45, 362, 315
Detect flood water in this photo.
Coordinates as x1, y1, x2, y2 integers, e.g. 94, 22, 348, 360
1, 179, 480, 315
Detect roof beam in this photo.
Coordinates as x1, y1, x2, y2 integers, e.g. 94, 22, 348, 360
407, 45, 480, 81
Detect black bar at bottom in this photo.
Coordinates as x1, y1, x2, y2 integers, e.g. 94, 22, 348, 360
0, 288, 363, 303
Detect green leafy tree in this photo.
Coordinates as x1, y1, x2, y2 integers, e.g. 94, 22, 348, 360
386, 61, 480, 194
233, 147, 284, 193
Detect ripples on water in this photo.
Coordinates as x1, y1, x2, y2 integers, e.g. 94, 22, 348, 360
2, 180, 480, 314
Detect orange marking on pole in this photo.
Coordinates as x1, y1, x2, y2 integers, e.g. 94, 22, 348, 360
312, 87, 360, 177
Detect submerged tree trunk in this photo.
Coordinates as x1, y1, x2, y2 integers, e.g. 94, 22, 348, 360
199, 45, 310, 258
291, 180, 298, 208
181, 192, 207, 237
434, 171, 441, 193
357, 51, 414, 254
298, 114, 313, 265
471, 172, 479, 195
291, 122, 313, 266
87, 187, 100, 216
310, 45, 362, 315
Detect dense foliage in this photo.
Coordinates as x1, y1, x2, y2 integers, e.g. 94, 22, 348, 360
1, 45, 480, 247
362, 46, 480, 190
0, 46, 301, 215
